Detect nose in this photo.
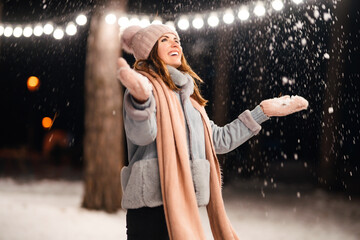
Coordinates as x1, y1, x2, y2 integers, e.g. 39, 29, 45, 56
170, 39, 179, 47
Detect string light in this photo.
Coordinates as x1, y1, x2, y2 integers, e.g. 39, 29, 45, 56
139, 17, 151, 27
151, 17, 163, 25
223, 9, 235, 24
178, 17, 190, 30
272, 0, 284, 11
43, 23, 54, 35
23, 26, 33, 37
238, 7, 250, 21
165, 21, 176, 31
129, 17, 140, 26
105, 13, 117, 24
254, 3, 266, 17
0, 0, 308, 40
4, 26, 13, 37
53, 28, 64, 40
33, 25, 43, 36
192, 15, 204, 29
292, 0, 303, 5
13, 26, 23, 38
0, 12, 87, 39
75, 14, 87, 26
65, 22, 77, 36
118, 16, 130, 27
207, 13, 219, 27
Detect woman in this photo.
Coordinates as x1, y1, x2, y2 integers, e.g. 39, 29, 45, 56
117, 24, 308, 240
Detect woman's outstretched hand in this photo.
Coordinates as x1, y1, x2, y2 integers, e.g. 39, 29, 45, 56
260, 95, 309, 117
117, 57, 152, 103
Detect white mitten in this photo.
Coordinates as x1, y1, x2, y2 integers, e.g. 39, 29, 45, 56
260, 95, 309, 117
117, 57, 152, 103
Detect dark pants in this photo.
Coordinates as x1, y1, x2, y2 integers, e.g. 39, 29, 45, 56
126, 206, 170, 240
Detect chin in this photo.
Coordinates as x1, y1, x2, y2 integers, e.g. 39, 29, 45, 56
172, 62, 181, 68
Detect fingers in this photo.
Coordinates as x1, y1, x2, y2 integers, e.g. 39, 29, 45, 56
293, 96, 309, 109
117, 57, 130, 69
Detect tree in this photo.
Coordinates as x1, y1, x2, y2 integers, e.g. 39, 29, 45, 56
318, 0, 349, 190
82, 0, 127, 213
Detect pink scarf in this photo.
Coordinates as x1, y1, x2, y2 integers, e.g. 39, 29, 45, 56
139, 70, 239, 240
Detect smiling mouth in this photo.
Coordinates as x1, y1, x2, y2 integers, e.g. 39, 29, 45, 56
169, 52, 179, 56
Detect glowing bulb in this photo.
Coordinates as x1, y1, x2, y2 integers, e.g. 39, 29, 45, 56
207, 14, 219, 27
66, 22, 77, 36
4, 26, 13, 37
178, 18, 189, 30
238, 7, 250, 21
223, 10, 235, 24
292, 0, 303, 4
53, 28, 64, 40
254, 4, 266, 17
192, 16, 204, 29
33, 25, 43, 36
76, 14, 87, 25
140, 18, 150, 27
0, 25, 4, 36
43, 23, 54, 35
105, 14, 117, 24
42, 117, 53, 129
118, 16, 129, 27
152, 18, 162, 25
27, 76, 40, 91
165, 21, 176, 31
272, 0, 284, 11
129, 17, 140, 26
23, 26, 33, 37
13, 26, 22, 38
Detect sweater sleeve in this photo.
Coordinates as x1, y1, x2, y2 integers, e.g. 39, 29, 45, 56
211, 105, 269, 154
123, 89, 157, 146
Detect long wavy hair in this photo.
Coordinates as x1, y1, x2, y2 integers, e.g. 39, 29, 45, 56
133, 42, 208, 106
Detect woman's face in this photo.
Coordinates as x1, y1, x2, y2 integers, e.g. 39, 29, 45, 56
157, 33, 182, 68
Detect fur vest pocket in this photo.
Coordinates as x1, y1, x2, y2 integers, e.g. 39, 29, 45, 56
121, 158, 210, 209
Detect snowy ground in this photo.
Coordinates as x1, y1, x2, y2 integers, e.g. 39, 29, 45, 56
0, 178, 359, 240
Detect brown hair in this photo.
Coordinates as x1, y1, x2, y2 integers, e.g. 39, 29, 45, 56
133, 42, 208, 106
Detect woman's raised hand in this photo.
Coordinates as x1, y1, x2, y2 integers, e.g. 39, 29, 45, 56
260, 95, 309, 117
117, 57, 152, 103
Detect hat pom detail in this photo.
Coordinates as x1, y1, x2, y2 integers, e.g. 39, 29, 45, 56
121, 25, 142, 54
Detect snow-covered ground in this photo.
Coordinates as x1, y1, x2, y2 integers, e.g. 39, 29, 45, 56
0, 178, 359, 240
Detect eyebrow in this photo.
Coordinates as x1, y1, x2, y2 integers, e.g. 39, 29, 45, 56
161, 35, 179, 41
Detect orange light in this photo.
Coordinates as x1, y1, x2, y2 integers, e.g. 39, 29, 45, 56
42, 117, 53, 129
27, 76, 40, 91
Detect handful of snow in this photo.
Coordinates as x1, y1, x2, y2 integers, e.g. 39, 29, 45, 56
260, 95, 309, 117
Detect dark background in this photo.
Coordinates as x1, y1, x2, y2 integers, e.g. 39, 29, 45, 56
0, 0, 359, 195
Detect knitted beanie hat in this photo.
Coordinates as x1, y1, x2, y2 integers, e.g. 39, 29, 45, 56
121, 24, 180, 60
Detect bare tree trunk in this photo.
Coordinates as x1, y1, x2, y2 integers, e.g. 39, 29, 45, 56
212, 29, 234, 179
82, 0, 127, 213
318, 0, 349, 189
212, 31, 232, 126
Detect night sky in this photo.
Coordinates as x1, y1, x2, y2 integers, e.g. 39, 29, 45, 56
1, 0, 359, 193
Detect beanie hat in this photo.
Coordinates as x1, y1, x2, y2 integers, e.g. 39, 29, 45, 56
121, 24, 180, 60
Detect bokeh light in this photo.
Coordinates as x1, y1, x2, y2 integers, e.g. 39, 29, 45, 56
27, 76, 40, 91
42, 117, 53, 129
